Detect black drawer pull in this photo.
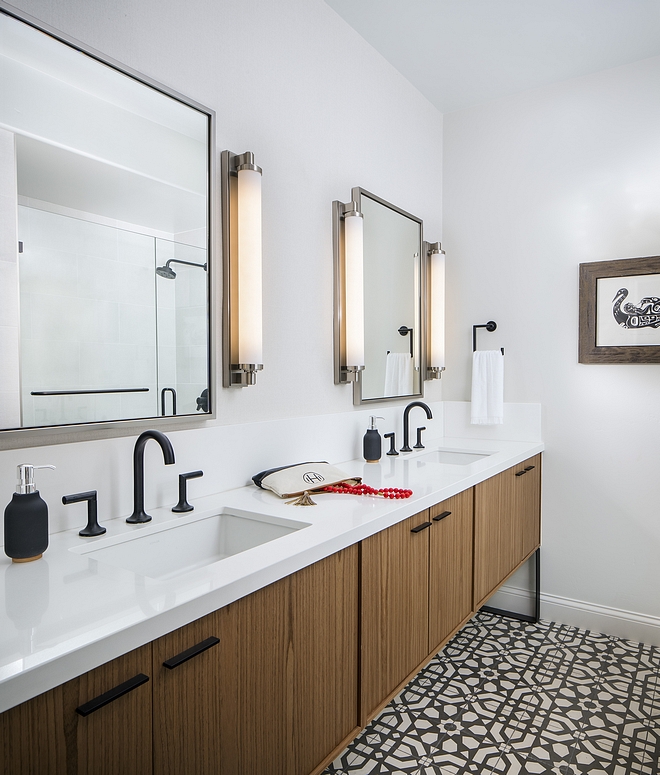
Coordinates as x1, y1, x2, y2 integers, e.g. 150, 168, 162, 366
411, 521, 432, 533
524, 465, 536, 472
515, 470, 527, 477
163, 636, 220, 669
432, 510, 452, 522
76, 673, 149, 717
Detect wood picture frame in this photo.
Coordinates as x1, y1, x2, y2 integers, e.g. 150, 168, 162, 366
579, 255, 660, 364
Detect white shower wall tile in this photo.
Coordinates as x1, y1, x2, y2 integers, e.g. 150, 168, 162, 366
19, 247, 78, 298
76, 299, 120, 344
0, 195, 18, 264
0, 392, 20, 430
116, 228, 154, 266
0, 260, 19, 327
119, 303, 156, 347
21, 339, 80, 389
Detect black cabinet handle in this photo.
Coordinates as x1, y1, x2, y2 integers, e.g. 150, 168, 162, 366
410, 521, 432, 533
76, 673, 149, 717
515, 470, 527, 477
163, 636, 220, 670
524, 465, 536, 472
432, 510, 452, 522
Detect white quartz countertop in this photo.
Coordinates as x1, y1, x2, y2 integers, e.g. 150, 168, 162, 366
0, 436, 543, 714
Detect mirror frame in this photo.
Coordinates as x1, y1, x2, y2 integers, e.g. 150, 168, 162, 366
337, 187, 428, 406
0, 2, 217, 441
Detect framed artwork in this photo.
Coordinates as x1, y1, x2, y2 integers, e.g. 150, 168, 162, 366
579, 256, 660, 364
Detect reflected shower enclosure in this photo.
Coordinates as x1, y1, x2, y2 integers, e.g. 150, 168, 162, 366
18, 208, 209, 426
0, 8, 212, 430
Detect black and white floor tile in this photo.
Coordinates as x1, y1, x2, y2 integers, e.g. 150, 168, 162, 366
324, 612, 660, 774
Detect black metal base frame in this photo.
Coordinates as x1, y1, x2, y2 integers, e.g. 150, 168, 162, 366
480, 547, 541, 624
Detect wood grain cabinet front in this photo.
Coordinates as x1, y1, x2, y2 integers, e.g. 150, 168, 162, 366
361, 511, 431, 724
428, 488, 474, 654
154, 544, 359, 775
361, 495, 475, 726
473, 455, 542, 608
0, 644, 152, 775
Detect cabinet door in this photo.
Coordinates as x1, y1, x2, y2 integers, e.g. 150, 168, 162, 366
0, 644, 152, 775
428, 489, 474, 653
220, 549, 358, 775
514, 454, 542, 564
152, 609, 223, 775
218, 577, 291, 775
289, 545, 359, 775
474, 456, 542, 607
361, 511, 431, 722
474, 466, 516, 606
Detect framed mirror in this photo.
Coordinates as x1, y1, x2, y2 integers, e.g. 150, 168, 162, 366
350, 188, 425, 405
0, 5, 213, 431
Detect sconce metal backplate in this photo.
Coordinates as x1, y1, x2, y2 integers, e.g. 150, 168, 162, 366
332, 198, 361, 386
221, 149, 262, 387
424, 240, 445, 381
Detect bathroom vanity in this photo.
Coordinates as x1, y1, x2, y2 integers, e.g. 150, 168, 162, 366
0, 441, 542, 775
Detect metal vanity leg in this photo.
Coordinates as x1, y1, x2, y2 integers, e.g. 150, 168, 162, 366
481, 548, 541, 624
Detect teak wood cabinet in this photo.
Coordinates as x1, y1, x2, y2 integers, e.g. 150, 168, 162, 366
0, 456, 541, 775
473, 454, 541, 608
361, 488, 474, 723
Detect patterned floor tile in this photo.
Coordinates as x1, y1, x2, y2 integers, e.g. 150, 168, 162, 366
323, 613, 657, 775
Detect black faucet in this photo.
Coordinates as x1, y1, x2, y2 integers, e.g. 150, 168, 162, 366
126, 430, 176, 524
401, 401, 433, 452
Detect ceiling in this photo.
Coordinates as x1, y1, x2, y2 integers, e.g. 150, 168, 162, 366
324, 0, 660, 113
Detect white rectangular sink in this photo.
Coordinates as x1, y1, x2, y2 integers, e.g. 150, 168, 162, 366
415, 449, 493, 465
70, 508, 310, 580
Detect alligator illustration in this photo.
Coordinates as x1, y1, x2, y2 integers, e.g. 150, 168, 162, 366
612, 288, 660, 329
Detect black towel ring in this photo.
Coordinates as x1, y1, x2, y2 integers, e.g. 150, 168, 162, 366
473, 321, 504, 355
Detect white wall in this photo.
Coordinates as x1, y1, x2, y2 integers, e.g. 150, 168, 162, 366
443, 56, 660, 632
2, 0, 442, 450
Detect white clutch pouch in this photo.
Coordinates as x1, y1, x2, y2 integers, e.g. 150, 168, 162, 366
252, 462, 361, 499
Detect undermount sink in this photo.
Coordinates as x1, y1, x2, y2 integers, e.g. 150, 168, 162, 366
415, 449, 493, 465
70, 508, 310, 580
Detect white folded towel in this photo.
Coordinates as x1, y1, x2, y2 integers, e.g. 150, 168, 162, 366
384, 352, 413, 396
471, 350, 504, 425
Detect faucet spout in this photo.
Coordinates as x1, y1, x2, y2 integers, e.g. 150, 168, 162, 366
126, 430, 175, 524
401, 401, 433, 452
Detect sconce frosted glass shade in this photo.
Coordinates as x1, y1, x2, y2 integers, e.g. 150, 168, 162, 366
237, 167, 263, 365
344, 212, 365, 369
430, 248, 445, 369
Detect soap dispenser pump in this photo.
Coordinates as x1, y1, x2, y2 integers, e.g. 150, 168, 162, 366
363, 416, 385, 463
4, 464, 55, 563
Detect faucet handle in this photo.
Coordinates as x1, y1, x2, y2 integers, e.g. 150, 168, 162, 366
384, 432, 399, 456
62, 490, 106, 537
413, 427, 426, 450
172, 470, 204, 513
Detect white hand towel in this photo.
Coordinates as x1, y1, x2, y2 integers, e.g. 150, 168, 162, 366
471, 350, 504, 425
384, 352, 413, 396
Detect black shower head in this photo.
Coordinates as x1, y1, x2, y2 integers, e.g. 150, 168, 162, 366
156, 258, 207, 280
156, 263, 177, 279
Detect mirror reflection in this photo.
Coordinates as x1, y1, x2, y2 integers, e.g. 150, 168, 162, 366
358, 191, 423, 403
0, 10, 211, 430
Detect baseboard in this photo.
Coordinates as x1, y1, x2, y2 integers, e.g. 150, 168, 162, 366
487, 585, 660, 646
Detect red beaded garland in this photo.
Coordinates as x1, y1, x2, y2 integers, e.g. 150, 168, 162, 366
322, 483, 412, 499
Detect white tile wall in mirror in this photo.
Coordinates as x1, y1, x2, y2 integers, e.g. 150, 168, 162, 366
0, 8, 212, 430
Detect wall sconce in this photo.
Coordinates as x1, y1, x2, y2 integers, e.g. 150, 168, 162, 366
332, 199, 365, 383
221, 150, 263, 387
425, 241, 446, 380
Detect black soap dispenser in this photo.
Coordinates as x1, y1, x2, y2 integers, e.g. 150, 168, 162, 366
363, 416, 384, 463
4, 464, 55, 563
